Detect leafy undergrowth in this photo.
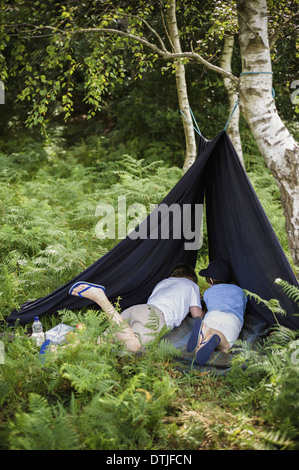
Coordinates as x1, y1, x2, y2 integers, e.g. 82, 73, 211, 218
0, 309, 274, 450
0, 126, 298, 450
1, 306, 298, 450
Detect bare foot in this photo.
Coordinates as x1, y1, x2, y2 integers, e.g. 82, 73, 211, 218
195, 322, 230, 353
71, 284, 107, 303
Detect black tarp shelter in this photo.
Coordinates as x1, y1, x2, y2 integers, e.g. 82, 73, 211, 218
7, 131, 299, 330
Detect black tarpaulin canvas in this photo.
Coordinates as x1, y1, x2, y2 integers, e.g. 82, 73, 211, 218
7, 131, 299, 330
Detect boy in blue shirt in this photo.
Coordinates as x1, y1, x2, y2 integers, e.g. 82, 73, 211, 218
187, 259, 247, 365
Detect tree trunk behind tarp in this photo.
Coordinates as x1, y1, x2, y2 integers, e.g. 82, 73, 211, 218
237, 0, 299, 266
220, 34, 244, 164
166, 0, 197, 172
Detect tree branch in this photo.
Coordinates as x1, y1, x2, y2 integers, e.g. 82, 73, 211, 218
6, 23, 239, 85
66, 25, 166, 56
164, 51, 239, 84
237, 9, 260, 38
71, 27, 238, 84
269, 11, 299, 49
116, 11, 169, 53
159, 0, 174, 51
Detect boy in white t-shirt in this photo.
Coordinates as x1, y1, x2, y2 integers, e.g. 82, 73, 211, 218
69, 264, 204, 353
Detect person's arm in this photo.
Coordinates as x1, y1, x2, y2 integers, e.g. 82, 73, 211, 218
190, 305, 205, 318
189, 285, 205, 318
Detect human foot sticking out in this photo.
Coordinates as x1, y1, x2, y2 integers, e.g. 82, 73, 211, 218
69, 282, 141, 353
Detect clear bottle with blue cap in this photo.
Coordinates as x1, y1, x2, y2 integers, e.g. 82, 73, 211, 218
31, 316, 45, 346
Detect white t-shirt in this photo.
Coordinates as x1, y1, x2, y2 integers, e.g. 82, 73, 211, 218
147, 277, 201, 329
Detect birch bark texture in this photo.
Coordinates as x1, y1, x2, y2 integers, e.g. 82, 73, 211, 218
237, 0, 299, 266
220, 34, 243, 163
166, 1, 197, 172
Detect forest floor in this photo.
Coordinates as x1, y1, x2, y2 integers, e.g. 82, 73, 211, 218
0, 126, 298, 451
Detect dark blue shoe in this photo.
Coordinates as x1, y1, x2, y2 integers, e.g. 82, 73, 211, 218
187, 317, 203, 353
194, 334, 221, 366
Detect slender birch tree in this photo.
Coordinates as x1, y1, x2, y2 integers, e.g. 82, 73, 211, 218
166, 1, 197, 171
220, 34, 243, 162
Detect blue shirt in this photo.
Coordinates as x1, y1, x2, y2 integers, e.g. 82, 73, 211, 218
203, 284, 247, 324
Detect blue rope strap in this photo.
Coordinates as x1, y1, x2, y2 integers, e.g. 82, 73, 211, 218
223, 97, 240, 131
189, 106, 201, 135
240, 71, 275, 97
180, 107, 201, 136
240, 71, 273, 75
224, 71, 275, 131
181, 73, 275, 134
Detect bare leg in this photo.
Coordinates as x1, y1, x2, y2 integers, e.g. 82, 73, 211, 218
195, 321, 230, 354
70, 284, 141, 353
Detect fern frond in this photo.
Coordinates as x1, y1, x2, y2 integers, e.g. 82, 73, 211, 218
261, 429, 295, 450
244, 289, 286, 325
144, 308, 163, 335
275, 279, 299, 307
60, 358, 117, 395
156, 338, 182, 360
8, 393, 80, 450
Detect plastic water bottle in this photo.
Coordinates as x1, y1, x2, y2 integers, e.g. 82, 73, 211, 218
31, 317, 45, 346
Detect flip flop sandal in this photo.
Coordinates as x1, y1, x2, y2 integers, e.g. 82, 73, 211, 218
194, 334, 221, 366
69, 281, 106, 297
187, 317, 203, 352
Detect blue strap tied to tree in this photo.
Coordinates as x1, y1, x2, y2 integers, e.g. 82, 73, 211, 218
180, 107, 201, 136
223, 97, 240, 131
240, 71, 273, 75
224, 71, 275, 131
181, 72, 275, 134
189, 106, 201, 135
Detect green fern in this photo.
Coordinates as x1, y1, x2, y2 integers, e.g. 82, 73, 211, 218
60, 360, 116, 395
275, 278, 299, 307
228, 280, 299, 446
260, 429, 296, 450
144, 308, 167, 338
8, 393, 80, 450
156, 337, 183, 360
1, 124, 299, 451
243, 288, 287, 325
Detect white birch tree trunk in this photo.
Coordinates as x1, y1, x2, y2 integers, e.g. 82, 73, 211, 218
237, 0, 299, 266
220, 34, 244, 163
166, 1, 197, 172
